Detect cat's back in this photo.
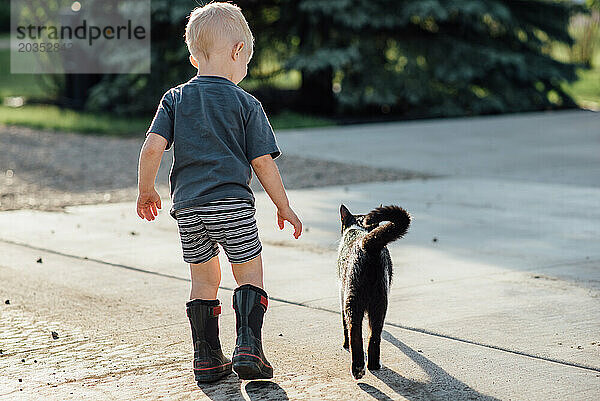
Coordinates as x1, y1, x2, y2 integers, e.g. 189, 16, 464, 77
337, 227, 393, 288
337, 227, 367, 278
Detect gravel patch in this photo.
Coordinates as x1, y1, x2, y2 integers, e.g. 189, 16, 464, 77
0, 125, 430, 212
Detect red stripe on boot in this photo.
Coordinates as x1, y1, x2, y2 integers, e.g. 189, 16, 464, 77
260, 296, 268, 310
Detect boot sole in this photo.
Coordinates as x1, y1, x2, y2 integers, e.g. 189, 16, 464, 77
195, 362, 233, 383
233, 355, 273, 380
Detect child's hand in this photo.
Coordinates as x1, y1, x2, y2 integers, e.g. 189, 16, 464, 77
137, 188, 161, 221
277, 206, 302, 239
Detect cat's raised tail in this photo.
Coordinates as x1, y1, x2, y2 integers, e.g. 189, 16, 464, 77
361, 205, 411, 252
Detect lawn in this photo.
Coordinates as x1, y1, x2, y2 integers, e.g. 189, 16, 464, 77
562, 51, 600, 110
0, 104, 149, 136
0, 104, 333, 136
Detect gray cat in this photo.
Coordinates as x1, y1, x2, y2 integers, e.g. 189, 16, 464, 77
337, 204, 411, 379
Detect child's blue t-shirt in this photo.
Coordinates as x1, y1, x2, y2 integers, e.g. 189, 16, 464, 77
147, 75, 281, 218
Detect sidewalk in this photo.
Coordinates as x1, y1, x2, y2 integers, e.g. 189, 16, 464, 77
1, 110, 599, 400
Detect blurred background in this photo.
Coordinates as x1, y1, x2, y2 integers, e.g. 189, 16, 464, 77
0, 0, 598, 135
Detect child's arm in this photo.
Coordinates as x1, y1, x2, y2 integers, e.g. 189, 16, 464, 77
137, 133, 167, 221
251, 155, 302, 239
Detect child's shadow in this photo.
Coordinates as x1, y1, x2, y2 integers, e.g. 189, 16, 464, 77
245, 380, 289, 400
197, 375, 289, 401
197, 374, 245, 401
360, 330, 500, 401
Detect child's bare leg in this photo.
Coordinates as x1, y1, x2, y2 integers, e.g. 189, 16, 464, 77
189, 256, 221, 299
231, 254, 264, 288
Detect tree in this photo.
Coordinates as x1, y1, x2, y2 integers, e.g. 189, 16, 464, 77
85, 0, 583, 118
276, 0, 583, 117
0, 0, 9, 33
85, 0, 279, 115
86, 1, 193, 114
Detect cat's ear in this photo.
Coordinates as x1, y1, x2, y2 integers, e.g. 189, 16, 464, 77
340, 204, 351, 222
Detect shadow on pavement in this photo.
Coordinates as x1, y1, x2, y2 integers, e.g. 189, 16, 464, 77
360, 330, 500, 401
245, 380, 289, 400
197, 376, 289, 401
197, 373, 245, 400
357, 383, 395, 401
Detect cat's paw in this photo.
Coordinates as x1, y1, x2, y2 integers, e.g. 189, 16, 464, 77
343, 341, 349, 351
367, 359, 381, 370
351, 364, 366, 380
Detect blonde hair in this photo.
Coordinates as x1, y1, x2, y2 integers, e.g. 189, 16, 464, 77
185, 2, 254, 62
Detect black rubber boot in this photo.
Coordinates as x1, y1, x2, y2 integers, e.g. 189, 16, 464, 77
186, 299, 232, 383
232, 284, 273, 380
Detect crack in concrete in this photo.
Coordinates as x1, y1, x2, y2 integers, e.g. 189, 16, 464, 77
2, 237, 599, 374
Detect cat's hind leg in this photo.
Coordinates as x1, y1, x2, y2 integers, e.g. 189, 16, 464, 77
340, 289, 349, 350
346, 305, 366, 379
367, 299, 387, 370
342, 314, 349, 350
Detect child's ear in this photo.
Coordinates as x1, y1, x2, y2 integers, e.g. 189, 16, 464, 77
232, 42, 244, 60
189, 55, 198, 69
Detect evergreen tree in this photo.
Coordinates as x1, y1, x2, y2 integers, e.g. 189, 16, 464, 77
0, 0, 9, 33
86, 0, 279, 115
277, 0, 582, 117
85, 0, 582, 118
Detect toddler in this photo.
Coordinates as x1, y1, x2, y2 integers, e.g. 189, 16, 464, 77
136, 2, 302, 382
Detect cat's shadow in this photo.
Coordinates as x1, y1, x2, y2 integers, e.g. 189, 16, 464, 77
197, 374, 289, 401
360, 330, 500, 401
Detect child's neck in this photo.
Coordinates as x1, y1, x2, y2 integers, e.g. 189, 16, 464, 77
196, 64, 234, 83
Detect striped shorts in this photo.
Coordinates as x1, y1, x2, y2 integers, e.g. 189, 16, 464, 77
175, 198, 262, 264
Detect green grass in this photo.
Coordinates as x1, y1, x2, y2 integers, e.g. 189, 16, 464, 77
564, 67, 600, 108
562, 51, 600, 110
552, 33, 600, 110
0, 104, 334, 136
269, 110, 334, 130
0, 104, 149, 136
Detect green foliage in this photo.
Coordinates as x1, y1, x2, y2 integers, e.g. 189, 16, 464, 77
86, 0, 279, 115
563, 50, 600, 109
0, 49, 57, 100
569, 5, 600, 68
277, 0, 582, 116
85, 1, 195, 115
83, 0, 582, 118
0, 0, 9, 33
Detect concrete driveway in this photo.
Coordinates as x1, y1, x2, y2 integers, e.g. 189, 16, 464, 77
1, 110, 599, 400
